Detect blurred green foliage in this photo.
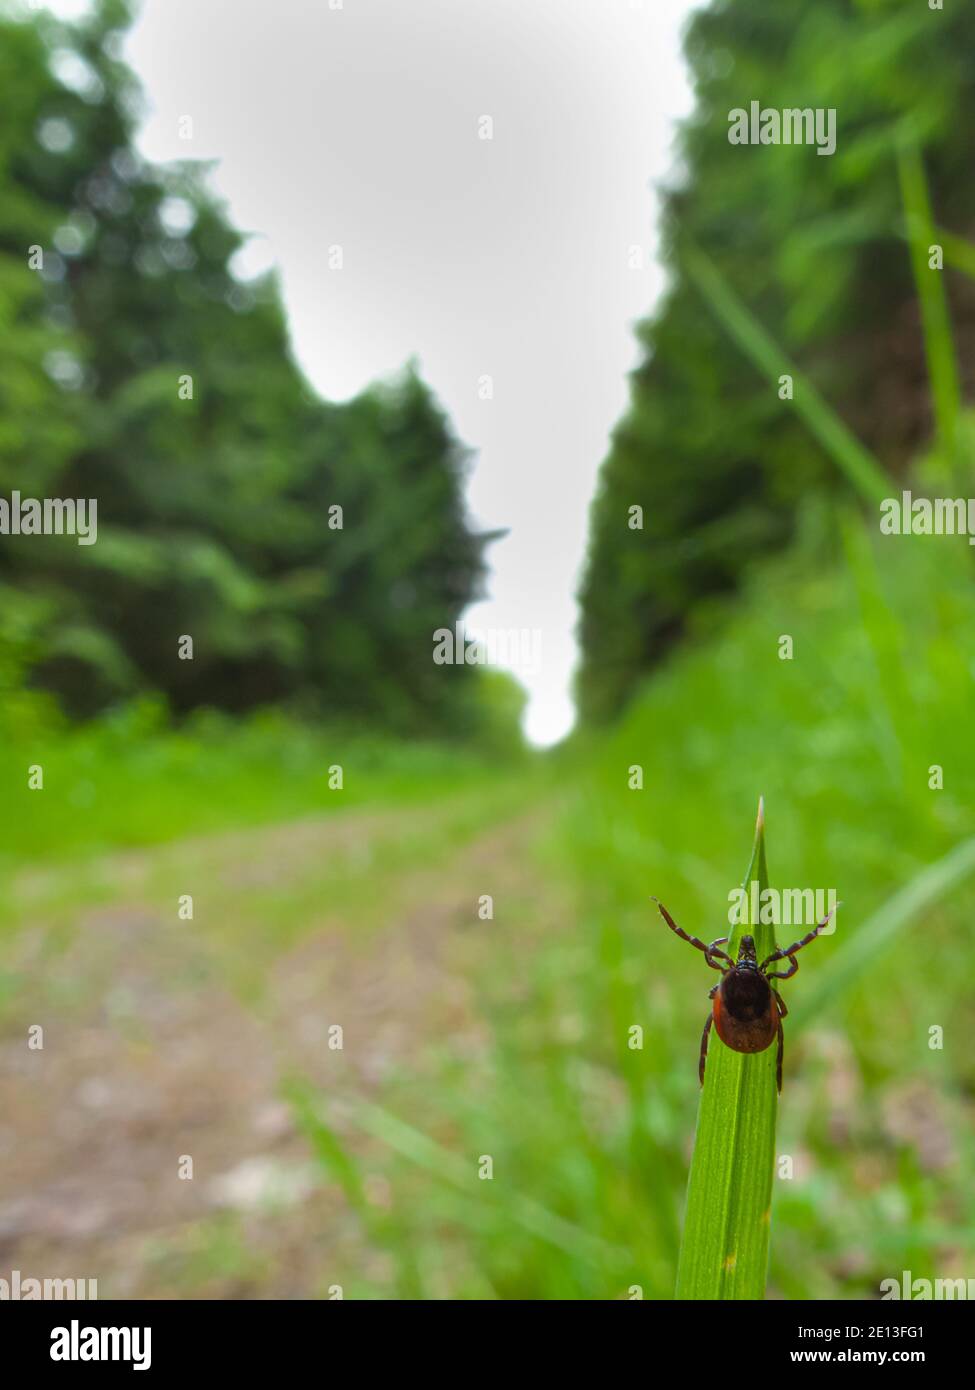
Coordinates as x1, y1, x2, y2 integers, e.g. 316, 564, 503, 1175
0, 0, 500, 738
289, 518, 975, 1299
0, 694, 526, 871
577, 0, 975, 723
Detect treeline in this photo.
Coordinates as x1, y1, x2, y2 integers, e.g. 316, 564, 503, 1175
0, 0, 505, 740
577, 0, 975, 723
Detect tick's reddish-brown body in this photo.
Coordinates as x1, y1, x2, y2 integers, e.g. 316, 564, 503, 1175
652, 897, 835, 1092
712, 958, 778, 1054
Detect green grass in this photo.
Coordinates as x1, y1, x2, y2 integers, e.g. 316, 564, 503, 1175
0, 696, 529, 870
273, 512, 975, 1299
5, 513, 974, 1298
675, 801, 777, 1300
683, 244, 890, 505
897, 127, 962, 485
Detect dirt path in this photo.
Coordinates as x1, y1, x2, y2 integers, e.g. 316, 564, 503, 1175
0, 795, 563, 1297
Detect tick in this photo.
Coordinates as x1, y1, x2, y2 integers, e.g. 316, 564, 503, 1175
651, 896, 836, 1091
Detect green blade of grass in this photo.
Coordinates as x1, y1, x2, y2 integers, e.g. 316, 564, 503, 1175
284, 1077, 371, 1212
286, 1078, 622, 1267
937, 226, 975, 282
837, 505, 913, 778
684, 245, 890, 506
789, 835, 975, 1030
896, 128, 962, 485
675, 798, 777, 1300
350, 1098, 621, 1264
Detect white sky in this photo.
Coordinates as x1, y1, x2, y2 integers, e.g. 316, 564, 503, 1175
50, 0, 699, 745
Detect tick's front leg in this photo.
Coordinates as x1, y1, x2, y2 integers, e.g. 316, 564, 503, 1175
761, 903, 838, 976
652, 897, 732, 972
706, 935, 733, 970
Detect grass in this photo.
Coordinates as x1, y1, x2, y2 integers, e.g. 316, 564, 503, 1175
675, 800, 777, 1300
0, 695, 530, 871
683, 244, 890, 505
257, 510, 975, 1299
4, 510, 975, 1299
897, 126, 962, 486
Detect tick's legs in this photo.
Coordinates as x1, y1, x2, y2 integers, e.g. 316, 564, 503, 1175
766, 956, 798, 981
761, 903, 838, 978
652, 898, 733, 972
706, 935, 732, 969
772, 988, 787, 1019
776, 1016, 784, 1093
699, 1012, 714, 1086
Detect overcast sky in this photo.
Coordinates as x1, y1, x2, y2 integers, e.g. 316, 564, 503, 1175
58, 0, 700, 744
